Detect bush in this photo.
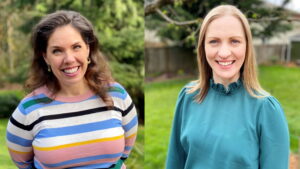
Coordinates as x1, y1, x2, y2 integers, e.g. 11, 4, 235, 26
0, 91, 23, 118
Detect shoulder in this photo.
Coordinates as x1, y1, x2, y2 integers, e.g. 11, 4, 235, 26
178, 81, 198, 98
108, 82, 133, 110
258, 95, 283, 111
108, 82, 130, 100
17, 86, 51, 115
175, 81, 198, 106
257, 95, 286, 120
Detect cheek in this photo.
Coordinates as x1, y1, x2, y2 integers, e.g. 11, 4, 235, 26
47, 57, 63, 68
79, 49, 89, 59
234, 46, 246, 61
204, 46, 217, 62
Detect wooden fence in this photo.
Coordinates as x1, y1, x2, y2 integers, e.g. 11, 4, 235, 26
145, 44, 289, 76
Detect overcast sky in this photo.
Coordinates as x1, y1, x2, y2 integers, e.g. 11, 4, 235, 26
264, 0, 300, 12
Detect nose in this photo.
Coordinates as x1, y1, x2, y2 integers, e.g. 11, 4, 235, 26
64, 51, 76, 64
218, 44, 231, 58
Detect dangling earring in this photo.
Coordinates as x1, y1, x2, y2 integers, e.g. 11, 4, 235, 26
87, 58, 91, 64
47, 65, 51, 72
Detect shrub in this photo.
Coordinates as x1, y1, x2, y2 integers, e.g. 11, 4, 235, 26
0, 91, 23, 118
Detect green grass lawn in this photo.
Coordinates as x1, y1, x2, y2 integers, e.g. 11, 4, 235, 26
145, 65, 300, 169
0, 118, 15, 169
0, 118, 144, 169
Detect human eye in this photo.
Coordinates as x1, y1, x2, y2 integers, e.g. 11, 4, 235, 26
73, 44, 82, 50
231, 39, 241, 44
208, 40, 218, 44
52, 49, 62, 55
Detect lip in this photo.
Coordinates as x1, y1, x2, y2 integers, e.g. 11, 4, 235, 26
216, 60, 235, 69
61, 66, 80, 77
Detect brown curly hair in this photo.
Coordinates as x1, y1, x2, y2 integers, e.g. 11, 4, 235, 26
25, 10, 114, 106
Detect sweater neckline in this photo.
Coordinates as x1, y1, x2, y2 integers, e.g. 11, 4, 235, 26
210, 78, 242, 95
37, 86, 95, 103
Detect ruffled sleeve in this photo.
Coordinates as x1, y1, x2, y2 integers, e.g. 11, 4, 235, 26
165, 86, 188, 169
258, 96, 289, 169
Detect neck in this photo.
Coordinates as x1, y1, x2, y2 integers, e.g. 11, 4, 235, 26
58, 80, 90, 97
213, 74, 240, 89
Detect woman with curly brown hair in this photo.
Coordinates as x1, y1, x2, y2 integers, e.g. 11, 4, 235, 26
6, 10, 137, 169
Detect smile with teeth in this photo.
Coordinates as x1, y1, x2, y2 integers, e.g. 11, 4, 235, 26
217, 61, 234, 66
63, 66, 79, 74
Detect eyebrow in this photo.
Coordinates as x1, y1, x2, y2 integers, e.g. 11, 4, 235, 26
206, 36, 244, 39
49, 41, 82, 49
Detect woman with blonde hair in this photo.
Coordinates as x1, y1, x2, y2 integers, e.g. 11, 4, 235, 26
6, 10, 137, 169
166, 5, 289, 169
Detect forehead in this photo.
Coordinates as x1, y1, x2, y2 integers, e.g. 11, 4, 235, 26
48, 24, 84, 47
205, 15, 245, 38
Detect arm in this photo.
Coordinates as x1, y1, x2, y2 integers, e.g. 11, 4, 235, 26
6, 105, 34, 169
108, 83, 138, 169
258, 97, 290, 169
121, 96, 138, 160
165, 88, 187, 169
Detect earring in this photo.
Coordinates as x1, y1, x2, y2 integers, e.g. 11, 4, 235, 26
87, 58, 91, 64
47, 65, 51, 72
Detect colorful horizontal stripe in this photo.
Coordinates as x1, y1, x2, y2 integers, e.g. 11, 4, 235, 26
123, 116, 138, 132
33, 135, 124, 151
42, 153, 122, 168
35, 118, 122, 139
6, 131, 32, 147
6, 83, 137, 169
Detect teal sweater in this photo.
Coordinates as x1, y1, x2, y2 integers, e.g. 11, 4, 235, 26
166, 79, 289, 169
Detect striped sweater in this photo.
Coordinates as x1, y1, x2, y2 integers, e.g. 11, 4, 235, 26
6, 83, 138, 169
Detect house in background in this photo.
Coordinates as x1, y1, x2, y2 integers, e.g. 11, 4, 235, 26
253, 6, 300, 64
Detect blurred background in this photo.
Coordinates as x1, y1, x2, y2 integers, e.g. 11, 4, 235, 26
145, 0, 300, 169
0, 0, 144, 168
2, 0, 300, 168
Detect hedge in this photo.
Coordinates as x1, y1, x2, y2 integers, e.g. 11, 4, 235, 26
0, 90, 24, 118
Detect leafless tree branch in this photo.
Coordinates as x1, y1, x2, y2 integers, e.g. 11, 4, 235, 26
155, 8, 200, 26
155, 8, 300, 27
248, 17, 300, 22
146, 0, 300, 26
145, 0, 174, 16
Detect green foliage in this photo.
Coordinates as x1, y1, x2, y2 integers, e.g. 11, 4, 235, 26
146, 0, 292, 47
0, 91, 24, 118
5, 63, 29, 84
250, 6, 293, 42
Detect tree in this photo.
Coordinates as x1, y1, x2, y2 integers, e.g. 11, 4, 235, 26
145, 0, 294, 47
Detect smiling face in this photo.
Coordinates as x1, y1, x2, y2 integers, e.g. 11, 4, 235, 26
204, 15, 246, 85
44, 24, 90, 89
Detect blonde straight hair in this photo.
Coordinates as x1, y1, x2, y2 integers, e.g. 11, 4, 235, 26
189, 5, 268, 102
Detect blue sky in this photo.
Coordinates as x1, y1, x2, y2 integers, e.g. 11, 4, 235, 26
264, 0, 300, 12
